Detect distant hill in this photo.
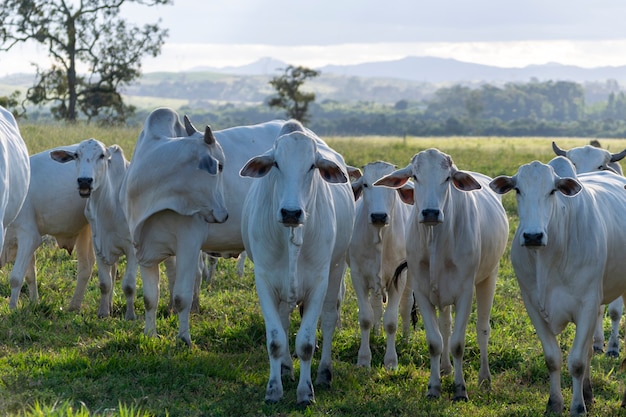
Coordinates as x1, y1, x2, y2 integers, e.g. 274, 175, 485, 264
189, 57, 288, 76
319, 56, 626, 83
195, 56, 626, 84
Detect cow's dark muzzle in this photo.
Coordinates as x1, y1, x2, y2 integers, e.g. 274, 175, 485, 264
77, 177, 93, 198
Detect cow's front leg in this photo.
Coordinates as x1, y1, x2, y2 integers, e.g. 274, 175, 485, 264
521, 293, 564, 414
316, 264, 343, 387
450, 293, 474, 402
296, 290, 325, 406
256, 277, 286, 403
415, 290, 443, 398
568, 311, 597, 416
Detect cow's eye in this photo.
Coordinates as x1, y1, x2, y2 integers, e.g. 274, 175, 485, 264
218, 163, 224, 172
514, 187, 520, 195
273, 162, 279, 170
549, 189, 557, 195
99, 154, 105, 160
363, 183, 369, 188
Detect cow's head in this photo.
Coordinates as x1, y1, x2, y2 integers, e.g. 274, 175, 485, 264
50, 138, 121, 198
182, 115, 228, 224
490, 160, 582, 247
352, 161, 412, 227
552, 141, 626, 174
374, 148, 480, 226
240, 120, 347, 227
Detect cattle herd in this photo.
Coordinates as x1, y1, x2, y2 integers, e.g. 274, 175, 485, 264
2, 105, 626, 415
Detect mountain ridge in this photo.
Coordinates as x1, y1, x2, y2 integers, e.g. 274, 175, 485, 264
189, 55, 626, 83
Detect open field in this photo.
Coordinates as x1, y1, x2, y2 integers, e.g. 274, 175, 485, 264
2, 121, 626, 416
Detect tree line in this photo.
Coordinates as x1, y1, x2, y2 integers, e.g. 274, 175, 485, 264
157, 78, 626, 138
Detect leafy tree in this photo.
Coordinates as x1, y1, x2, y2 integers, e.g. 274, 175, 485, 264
268, 65, 320, 124
0, 90, 25, 118
0, 0, 171, 123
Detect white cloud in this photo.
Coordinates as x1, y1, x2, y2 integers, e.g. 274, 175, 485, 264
4, 1, 626, 76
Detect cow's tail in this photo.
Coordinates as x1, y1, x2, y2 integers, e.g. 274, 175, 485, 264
393, 259, 419, 328
410, 292, 419, 329
392, 260, 408, 289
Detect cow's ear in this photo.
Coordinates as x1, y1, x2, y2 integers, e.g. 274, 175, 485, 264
50, 150, 76, 163
452, 170, 481, 191
346, 165, 362, 182
373, 166, 412, 189
240, 153, 275, 178
489, 176, 515, 195
316, 155, 347, 184
556, 177, 582, 196
351, 177, 363, 201
396, 186, 414, 205
198, 155, 219, 175
106, 145, 123, 160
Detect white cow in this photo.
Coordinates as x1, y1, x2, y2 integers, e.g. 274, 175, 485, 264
240, 120, 355, 405
489, 159, 626, 415
375, 148, 509, 401
552, 141, 626, 175
348, 160, 414, 369
120, 107, 284, 345
0, 106, 34, 304
552, 141, 626, 357
50, 139, 138, 320
2, 143, 94, 311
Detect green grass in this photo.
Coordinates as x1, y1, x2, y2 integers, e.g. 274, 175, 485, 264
3, 122, 626, 416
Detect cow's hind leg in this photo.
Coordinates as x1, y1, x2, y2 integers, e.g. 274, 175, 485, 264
96, 257, 114, 317
9, 234, 41, 309
69, 225, 95, 311
593, 308, 605, 353
122, 250, 139, 320
141, 264, 161, 338
606, 296, 623, 358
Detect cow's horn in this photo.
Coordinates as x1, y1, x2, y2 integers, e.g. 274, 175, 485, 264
204, 126, 216, 145
551, 141, 567, 157
184, 115, 199, 136
610, 148, 626, 163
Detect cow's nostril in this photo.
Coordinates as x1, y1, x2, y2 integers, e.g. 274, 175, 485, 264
77, 177, 93, 187
370, 212, 388, 224
280, 208, 303, 225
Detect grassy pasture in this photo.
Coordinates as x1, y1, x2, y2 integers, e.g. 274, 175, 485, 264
2, 121, 626, 416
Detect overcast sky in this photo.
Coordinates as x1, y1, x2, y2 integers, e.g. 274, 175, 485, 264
4, 0, 626, 75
